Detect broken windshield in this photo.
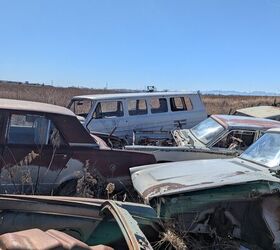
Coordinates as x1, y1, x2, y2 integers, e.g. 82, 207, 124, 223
240, 132, 280, 168
190, 117, 225, 145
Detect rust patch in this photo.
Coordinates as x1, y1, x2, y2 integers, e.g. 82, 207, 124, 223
143, 181, 215, 199
143, 182, 187, 199
213, 115, 280, 129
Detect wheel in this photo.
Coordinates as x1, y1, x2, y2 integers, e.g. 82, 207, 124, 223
56, 179, 77, 196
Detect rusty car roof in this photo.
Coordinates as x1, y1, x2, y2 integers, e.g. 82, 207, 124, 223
211, 114, 280, 130
130, 158, 280, 201
0, 98, 75, 116
235, 105, 280, 118
71, 91, 199, 101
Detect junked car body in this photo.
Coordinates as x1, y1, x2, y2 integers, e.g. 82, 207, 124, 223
68, 92, 207, 144
0, 98, 156, 195
130, 128, 280, 248
125, 115, 280, 162
0, 195, 164, 249
234, 105, 280, 121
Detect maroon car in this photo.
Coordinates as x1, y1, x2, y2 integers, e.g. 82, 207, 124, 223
0, 98, 156, 195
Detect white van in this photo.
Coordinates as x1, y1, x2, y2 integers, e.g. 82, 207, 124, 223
68, 92, 207, 143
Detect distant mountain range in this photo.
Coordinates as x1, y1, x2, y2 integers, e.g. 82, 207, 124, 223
1, 80, 279, 96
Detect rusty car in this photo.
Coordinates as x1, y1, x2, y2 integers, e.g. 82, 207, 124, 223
0, 194, 168, 249
68, 91, 207, 144
130, 128, 280, 249
125, 114, 280, 162
0, 98, 156, 196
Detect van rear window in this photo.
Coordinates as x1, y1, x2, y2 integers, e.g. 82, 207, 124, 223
128, 99, 147, 116
151, 98, 168, 113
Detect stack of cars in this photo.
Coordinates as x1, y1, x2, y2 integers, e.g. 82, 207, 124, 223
1, 94, 280, 249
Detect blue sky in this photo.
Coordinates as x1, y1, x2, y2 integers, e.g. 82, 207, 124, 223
0, 0, 280, 92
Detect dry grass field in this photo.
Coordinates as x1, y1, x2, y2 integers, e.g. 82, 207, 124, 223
202, 94, 280, 114
0, 81, 279, 114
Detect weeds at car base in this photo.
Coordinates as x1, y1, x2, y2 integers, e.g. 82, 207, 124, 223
0, 150, 39, 194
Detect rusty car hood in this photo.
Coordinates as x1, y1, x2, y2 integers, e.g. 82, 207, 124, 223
130, 158, 280, 201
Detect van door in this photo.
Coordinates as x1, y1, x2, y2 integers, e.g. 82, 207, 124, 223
86, 100, 127, 137
169, 95, 205, 129
125, 99, 149, 141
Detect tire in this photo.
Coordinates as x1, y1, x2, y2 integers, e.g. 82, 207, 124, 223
56, 179, 78, 196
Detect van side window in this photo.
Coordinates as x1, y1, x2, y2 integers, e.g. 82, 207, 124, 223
170, 97, 192, 112
128, 99, 147, 116
184, 97, 193, 110
151, 98, 168, 113
94, 101, 124, 119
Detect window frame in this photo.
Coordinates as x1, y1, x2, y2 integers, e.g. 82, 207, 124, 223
170, 96, 193, 112
5, 112, 66, 146
128, 99, 148, 116
210, 129, 257, 150
93, 101, 124, 119
150, 97, 168, 114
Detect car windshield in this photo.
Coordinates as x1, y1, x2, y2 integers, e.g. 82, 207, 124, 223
190, 117, 225, 144
240, 132, 280, 168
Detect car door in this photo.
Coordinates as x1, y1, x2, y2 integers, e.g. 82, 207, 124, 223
0, 112, 71, 194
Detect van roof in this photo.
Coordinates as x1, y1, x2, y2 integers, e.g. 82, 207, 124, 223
71, 91, 199, 101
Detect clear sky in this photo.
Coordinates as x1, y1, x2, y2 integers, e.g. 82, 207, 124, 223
0, 0, 280, 92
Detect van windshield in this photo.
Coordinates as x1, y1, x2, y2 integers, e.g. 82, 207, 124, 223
68, 99, 94, 117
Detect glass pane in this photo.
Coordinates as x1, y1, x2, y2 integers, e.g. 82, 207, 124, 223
128, 99, 147, 116
184, 97, 193, 110
94, 101, 124, 118
69, 100, 93, 117
240, 133, 280, 167
151, 98, 168, 113
8, 114, 51, 145
191, 117, 225, 144
170, 97, 187, 112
